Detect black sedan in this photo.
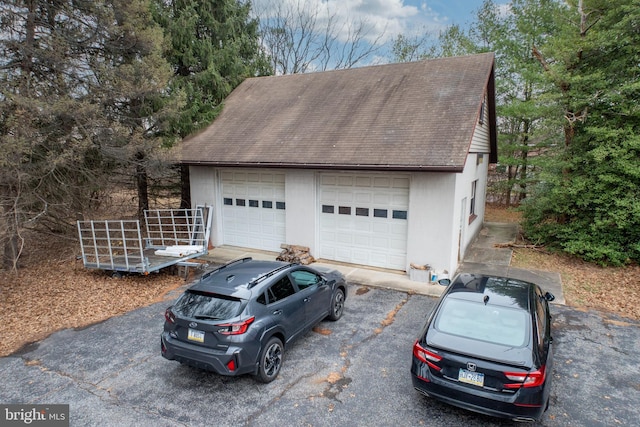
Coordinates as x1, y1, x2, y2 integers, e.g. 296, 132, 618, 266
411, 273, 555, 422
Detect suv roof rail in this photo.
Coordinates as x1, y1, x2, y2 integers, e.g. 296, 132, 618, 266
248, 263, 295, 289
201, 257, 253, 281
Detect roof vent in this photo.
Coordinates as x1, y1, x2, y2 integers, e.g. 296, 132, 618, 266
226, 275, 235, 282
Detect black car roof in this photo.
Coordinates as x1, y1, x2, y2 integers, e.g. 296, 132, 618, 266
445, 273, 534, 312
188, 259, 293, 298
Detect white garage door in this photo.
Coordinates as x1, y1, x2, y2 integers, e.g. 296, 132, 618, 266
319, 173, 409, 270
221, 170, 286, 252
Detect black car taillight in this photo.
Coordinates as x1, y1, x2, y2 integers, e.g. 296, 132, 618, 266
217, 317, 255, 335
504, 365, 546, 388
413, 340, 442, 371
165, 307, 176, 324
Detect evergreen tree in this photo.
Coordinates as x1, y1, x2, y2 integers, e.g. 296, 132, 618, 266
0, 0, 173, 268
151, 0, 271, 208
96, 0, 175, 220
0, 0, 112, 268
523, 0, 640, 265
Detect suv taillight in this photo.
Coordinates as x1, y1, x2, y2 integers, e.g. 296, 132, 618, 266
504, 365, 546, 388
217, 317, 255, 335
165, 308, 175, 324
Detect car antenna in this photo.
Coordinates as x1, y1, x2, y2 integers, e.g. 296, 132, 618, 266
483, 295, 490, 305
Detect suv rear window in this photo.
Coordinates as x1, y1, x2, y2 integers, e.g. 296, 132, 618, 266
435, 298, 528, 347
173, 290, 243, 320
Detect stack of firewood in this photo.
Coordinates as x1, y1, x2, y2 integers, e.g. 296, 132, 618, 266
277, 244, 315, 265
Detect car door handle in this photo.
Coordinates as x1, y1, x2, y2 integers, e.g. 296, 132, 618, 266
273, 310, 282, 315
304, 297, 310, 303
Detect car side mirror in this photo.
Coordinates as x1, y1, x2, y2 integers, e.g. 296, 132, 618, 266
438, 278, 451, 286
544, 291, 555, 302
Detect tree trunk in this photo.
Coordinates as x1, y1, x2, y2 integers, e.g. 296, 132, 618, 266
2, 207, 20, 271
179, 164, 191, 209
135, 151, 149, 221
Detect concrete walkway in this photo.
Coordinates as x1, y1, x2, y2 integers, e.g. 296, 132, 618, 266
201, 222, 565, 304
460, 223, 565, 304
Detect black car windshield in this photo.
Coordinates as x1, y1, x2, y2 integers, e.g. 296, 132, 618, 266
173, 290, 243, 320
435, 298, 529, 347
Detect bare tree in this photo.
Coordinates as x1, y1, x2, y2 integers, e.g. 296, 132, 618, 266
254, 0, 386, 74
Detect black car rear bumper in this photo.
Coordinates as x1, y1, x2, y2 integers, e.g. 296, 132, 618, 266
411, 371, 545, 422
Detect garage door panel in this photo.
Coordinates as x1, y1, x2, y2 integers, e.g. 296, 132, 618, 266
353, 235, 372, 246
372, 223, 390, 233
338, 191, 353, 203
353, 222, 371, 232
336, 247, 352, 258
321, 175, 337, 185
337, 176, 354, 186
391, 194, 409, 205
319, 173, 408, 270
392, 177, 410, 188
355, 176, 372, 186
222, 171, 285, 252
337, 234, 352, 245
372, 177, 391, 187
354, 193, 372, 204
389, 239, 407, 250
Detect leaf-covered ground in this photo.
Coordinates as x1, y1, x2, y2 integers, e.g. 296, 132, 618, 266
486, 205, 640, 320
1, 205, 638, 357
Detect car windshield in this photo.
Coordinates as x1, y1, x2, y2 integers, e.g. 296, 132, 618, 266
173, 290, 243, 320
434, 298, 529, 347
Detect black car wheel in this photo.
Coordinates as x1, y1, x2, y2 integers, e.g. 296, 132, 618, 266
327, 288, 345, 321
257, 337, 283, 383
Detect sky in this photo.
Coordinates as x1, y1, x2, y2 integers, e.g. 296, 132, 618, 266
250, 0, 511, 70
253, 0, 510, 43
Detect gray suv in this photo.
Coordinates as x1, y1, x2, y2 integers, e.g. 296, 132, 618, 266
161, 258, 347, 382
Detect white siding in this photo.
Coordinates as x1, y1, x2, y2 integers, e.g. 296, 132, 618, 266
284, 170, 317, 251
469, 92, 490, 153
189, 166, 219, 247
190, 158, 489, 276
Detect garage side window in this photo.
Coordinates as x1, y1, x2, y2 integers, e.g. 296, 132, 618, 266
267, 276, 296, 303
469, 180, 478, 223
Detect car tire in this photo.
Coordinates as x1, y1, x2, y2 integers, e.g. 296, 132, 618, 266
257, 337, 283, 383
327, 288, 345, 321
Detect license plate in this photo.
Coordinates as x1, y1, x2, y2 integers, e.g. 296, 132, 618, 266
188, 328, 205, 343
458, 368, 484, 387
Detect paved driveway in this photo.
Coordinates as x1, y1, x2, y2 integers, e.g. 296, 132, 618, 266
1, 285, 639, 426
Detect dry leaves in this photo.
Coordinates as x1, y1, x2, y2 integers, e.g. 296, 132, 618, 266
0, 239, 185, 357
486, 205, 640, 321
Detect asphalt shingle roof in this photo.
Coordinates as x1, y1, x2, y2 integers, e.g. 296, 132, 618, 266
180, 52, 496, 171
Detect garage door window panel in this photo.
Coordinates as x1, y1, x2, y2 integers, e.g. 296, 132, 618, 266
374, 209, 388, 218
393, 210, 408, 220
